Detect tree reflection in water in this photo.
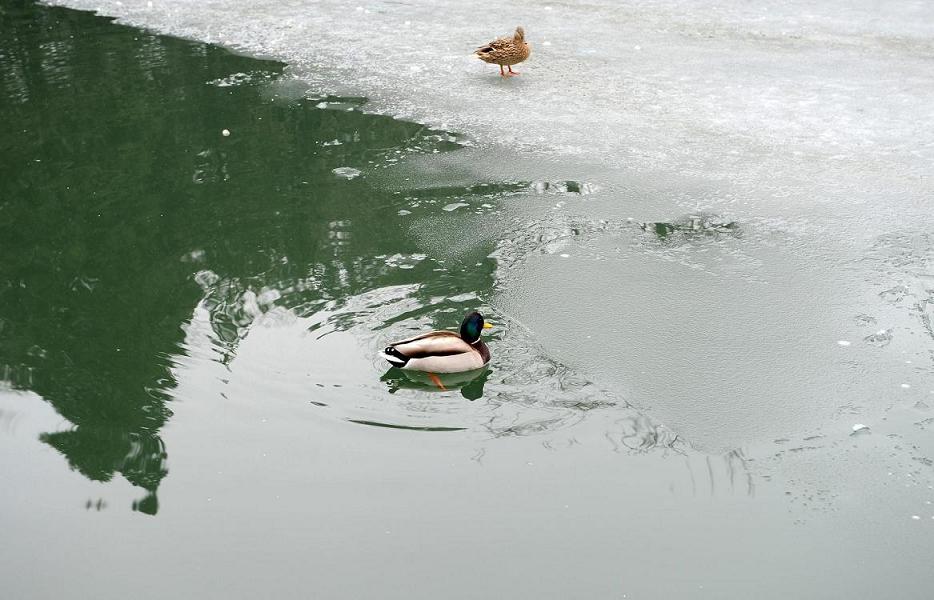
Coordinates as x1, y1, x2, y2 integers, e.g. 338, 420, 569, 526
0, 1, 463, 513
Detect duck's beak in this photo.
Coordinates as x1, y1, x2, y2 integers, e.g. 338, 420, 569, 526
483, 322, 494, 329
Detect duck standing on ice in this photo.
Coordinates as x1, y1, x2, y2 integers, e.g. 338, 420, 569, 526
475, 26, 530, 77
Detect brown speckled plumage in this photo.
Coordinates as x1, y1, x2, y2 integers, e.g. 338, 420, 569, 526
475, 26, 530, 77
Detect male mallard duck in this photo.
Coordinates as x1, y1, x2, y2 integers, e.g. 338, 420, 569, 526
475, 26, 530, 77
381, 312, 493, 377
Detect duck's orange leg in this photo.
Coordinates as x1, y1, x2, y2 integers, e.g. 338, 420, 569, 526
427, 373, 447, 391
499, 65, 507, 78
507, 66, 520, 76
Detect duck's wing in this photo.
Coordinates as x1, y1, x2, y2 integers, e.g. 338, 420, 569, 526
474, 36, 513, 60
382, 331, 486, 373
385, 331, 470, 358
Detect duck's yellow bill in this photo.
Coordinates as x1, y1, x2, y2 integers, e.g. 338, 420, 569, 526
483, 322, 494, 329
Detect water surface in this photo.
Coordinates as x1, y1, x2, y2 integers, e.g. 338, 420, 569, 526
2, 2, 934, 598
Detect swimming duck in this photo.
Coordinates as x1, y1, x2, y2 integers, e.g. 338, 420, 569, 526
381, 312, 493, 378
475, 26, 530, 77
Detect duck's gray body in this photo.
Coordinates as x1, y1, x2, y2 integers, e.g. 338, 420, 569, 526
381, 331, 490, 373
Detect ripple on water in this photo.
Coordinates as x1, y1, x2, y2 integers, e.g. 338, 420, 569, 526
173, 269, 642, 440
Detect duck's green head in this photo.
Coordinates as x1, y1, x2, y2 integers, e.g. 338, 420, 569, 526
460, 311, 494, 344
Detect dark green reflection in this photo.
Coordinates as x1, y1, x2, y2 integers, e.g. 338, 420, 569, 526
639, 213, 740, 242
0, 1, 488, 512
380, 367, 491, 401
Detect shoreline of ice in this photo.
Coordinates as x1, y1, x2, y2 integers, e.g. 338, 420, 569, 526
43, 0, 934, 205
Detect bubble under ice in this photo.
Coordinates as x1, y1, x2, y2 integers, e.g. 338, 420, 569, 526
331, 166, 362, 180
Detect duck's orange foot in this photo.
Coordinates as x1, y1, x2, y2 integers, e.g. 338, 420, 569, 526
507, 67, 520, 76
427, 373, 447, 391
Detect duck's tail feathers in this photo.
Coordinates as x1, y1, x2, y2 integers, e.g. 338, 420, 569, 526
381, 346, 409, 368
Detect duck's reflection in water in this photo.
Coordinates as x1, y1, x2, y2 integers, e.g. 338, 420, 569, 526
381, 367, 491, 401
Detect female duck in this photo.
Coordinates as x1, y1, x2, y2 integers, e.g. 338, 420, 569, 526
381, 312, 493, 374
475, 26, 530, 77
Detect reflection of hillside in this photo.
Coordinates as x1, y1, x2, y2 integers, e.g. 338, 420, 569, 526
0, 2, 464, 512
